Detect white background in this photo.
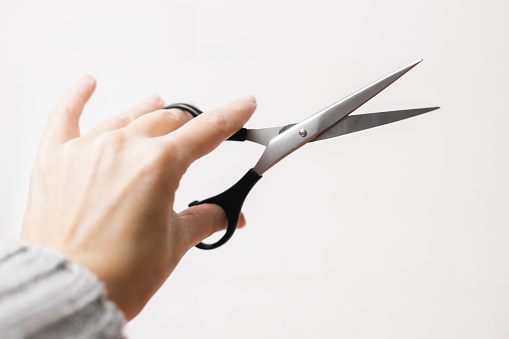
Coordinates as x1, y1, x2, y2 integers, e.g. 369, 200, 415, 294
1, 0, 508, 338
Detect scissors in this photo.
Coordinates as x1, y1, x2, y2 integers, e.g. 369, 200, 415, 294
165, 59, 439, 250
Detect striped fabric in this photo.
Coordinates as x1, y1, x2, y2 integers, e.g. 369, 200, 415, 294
0, 242, 125, 339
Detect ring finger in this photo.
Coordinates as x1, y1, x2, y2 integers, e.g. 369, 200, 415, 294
86, 95, 165, 137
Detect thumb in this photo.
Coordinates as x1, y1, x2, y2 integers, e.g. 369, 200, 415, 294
176, 204, 246, 250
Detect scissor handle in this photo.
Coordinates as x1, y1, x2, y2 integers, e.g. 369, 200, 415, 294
189, 169, 262, 249
163, 103, 247, 141
164, 103, 260, 249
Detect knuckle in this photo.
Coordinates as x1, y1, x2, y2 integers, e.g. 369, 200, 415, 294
160, 109, 186, 125
203, 112, 232, 137
97, 116, 130, 131
113, 115, 133, 127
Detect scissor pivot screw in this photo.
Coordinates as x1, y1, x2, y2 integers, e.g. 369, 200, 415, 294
299, 129, 307, 137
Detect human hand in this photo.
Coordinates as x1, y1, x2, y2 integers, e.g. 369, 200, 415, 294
21, 75, 256, 320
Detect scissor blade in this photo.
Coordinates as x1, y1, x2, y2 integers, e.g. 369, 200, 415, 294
245, 107, 438, 146
313, 106, 439, 141
252, 59, 423, 175
245, 127, 281, 146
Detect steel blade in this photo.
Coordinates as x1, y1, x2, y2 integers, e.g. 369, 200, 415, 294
252, 59, 423, 175
313, 106, 439, 141
245, 127, 281, 146
245, 107, 438, 145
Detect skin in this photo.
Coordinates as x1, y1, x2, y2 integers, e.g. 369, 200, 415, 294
20, 75, 256, 321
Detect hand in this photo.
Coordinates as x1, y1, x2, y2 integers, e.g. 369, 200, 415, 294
21, 75, 256, 320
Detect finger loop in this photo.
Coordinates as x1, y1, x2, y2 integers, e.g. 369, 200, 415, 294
164, 103, 202, 118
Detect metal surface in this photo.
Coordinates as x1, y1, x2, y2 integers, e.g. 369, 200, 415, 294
245, 127, 280, 146
314, 106, 439, 141
252, 59, 422, 175
249, 107, 438, 145
266, 107, 439, 144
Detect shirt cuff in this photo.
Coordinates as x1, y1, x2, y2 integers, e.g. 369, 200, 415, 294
0, 241, 125, 339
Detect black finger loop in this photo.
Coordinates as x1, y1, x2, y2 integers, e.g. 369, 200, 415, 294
168, 102, 256, 249
164, 103, 203, 118
165, 102, 247, 142
189, 169, 262, 250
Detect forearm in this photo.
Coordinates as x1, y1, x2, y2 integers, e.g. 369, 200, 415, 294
0, 241, 124, 339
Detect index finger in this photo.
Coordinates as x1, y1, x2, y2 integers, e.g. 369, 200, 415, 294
164, 95, 256, 166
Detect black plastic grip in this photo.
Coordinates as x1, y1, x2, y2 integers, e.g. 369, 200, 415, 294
227, 128, 247, 141
164, 103, 202, 117
189, 169, 262, 249
164, 103, 247, 141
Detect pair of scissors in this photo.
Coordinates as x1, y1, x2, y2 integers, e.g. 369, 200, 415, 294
165, 59, 439, 250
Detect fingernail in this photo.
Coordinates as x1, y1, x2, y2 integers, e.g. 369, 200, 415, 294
79, 75, 94, 83
239, 95, 256, 103
146, 95, 163, 105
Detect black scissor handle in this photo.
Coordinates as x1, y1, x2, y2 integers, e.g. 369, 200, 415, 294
165, 103, 258, 249
164, 103, 247, 141
189, 169, 262, 250
164, 103, 202, 117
